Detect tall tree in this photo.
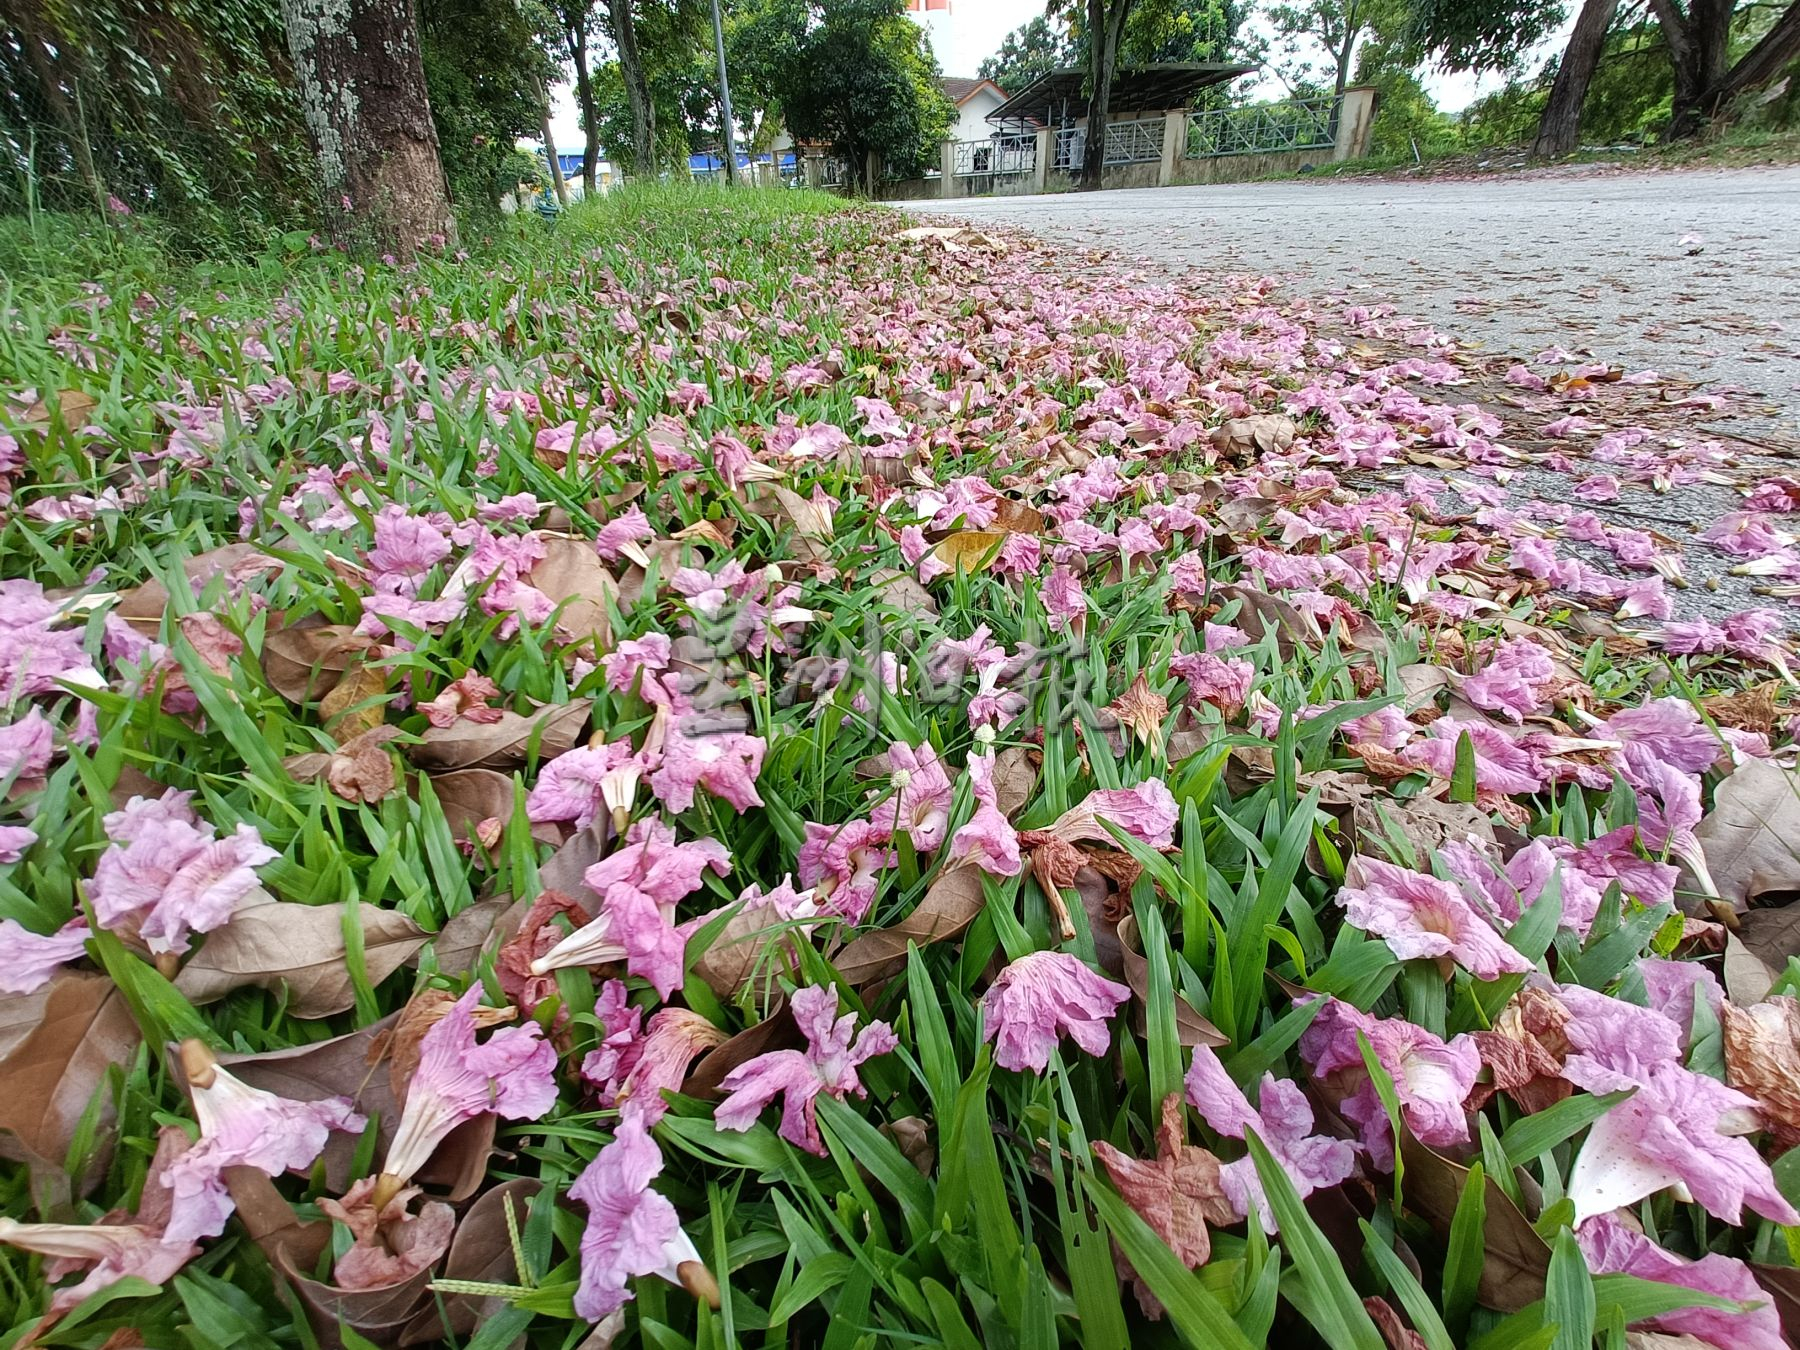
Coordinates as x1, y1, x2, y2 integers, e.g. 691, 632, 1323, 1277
281, 0, 457, 253
979, 16, 1076, 91
726, 0, 809, 148
553, 0, 605, 191
604, 0, 659, 173
1266, 0, 1384, 96
1531, 0, 1618, 156
1078, 0, 1136, 189
777, 0, 953, 189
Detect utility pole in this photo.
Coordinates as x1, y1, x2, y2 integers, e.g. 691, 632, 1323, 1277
708, 0, 740, 185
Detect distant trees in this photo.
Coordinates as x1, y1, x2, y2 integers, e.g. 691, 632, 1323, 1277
1408, 0, 1800, 152
777, 0, 953, 187
980, 17, 1076, 91
417, 0, 554, 210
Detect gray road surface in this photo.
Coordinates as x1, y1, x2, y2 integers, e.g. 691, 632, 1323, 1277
900, 169, 1800, 624
900, 169, 1800, 430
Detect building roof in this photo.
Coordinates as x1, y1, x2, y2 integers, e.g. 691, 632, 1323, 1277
941, 76, 1007, 106
985, 62, 1257, 126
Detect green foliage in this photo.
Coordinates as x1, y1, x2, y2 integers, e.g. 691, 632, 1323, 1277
0, 0, 314, 251
979, 15, 1077, 91
776, 0, 954, 185
1356, 39, 1462, 156
727, 0, 810, 147
419, 0, 557, 214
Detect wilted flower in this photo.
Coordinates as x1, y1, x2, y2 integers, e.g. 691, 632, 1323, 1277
88, 790, 278, 956
161, 1040, 365, 1245
947, 749, 1022, 877
1184, 1046, 1357, 1232
419, 671, 504, 728
1170, 650, 1254, 717
647, 719, 766, 815
0, 1127, 196, 1313
798, 817, 896, 923
1042, 566, 1087, 634
1460, 637, 1555, 723
526, 739, 638, 831
714, 984, 897, 1154
590, 1006, 728, 1126
0, 706, 54, 792
317, 1176, 454, 1291
1577, 1215, 1784, 1350
378, 987, 557, 1196
1335, 855, 1532, 979
0, 825, 37, 864
875, 741, 954, 851
0, 917, 88, 994
1557, 985, 1798, 1227
1092, 1094, 1236, 1317
1042, 780, 1180, 851
1299, 997, 1480, 1169
1401, 718, 1546, 795
571, 1115, 716, 1318
981, 950, 1130, 1073
533, 819, 731, 996
602, 632, 672, 693
1597, 696, 1720, 774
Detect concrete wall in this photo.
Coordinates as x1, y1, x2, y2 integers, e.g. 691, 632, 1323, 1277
1170, 148, 1335, 185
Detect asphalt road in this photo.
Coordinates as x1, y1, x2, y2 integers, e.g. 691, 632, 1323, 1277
898, 168, 1800, 431
898, 168, 1800, 623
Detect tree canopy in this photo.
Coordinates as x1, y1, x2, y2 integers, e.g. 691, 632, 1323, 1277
776, 0, 954, 184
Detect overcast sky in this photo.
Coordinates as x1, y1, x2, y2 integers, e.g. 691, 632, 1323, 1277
538, 3, 1573, 152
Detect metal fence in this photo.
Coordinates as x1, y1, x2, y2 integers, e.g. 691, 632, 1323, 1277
951, 135, 1036, 177
1048, 118, 1166, 172
1185, 96, 1338, 158
1103, 118, 1165, 164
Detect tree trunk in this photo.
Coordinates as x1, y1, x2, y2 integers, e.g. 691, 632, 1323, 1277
1333, 0, 1360, 97
1081, 0, 1134, 189
569, 20, 601, 193
1705, 0, 1800, 111
1532, 0, 1620, 157
1656, 0, 1735, 135
279, 0, 456, 255
607, 0, 656, 174
542, 110, 569, 205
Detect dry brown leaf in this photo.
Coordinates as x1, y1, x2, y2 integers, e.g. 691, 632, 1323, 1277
419, 897, 523, 976
409, 699, 591, 771
1724, 930, 1778, 1006
0, 984, 55, 1061
1399, 1133, 1547, 1312
263, 624, 379, 703
526, 535, 618, 648
834, 862, 988, 986
399, 1179, 542, 1345
1721, 996, 1800, 1147
1209, 414, 1296, 458
686, 1010, 802, 1099
1705, 684, 1781, 735
321, 661, 390, 738
929, 530, 1008, 574
1692, 758, 1800, 909
989, 498, 1046, 534
223, 1165, 331, 1269
0, 971, 139, 1199
279, 1239, 436, 1350
1116, 915, 1227, 1048
176, 892, 426, 1017
1217, 584, 1322, 660
691, 902, 810, 1001
23, 388, 97, 426
867, 567, 937, 617
287, 726, 404, 804
426, 768, 558, 850
993, 745, 1038, 820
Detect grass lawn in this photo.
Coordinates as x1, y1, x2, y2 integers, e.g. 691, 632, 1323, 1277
0, 183, 1794, 1349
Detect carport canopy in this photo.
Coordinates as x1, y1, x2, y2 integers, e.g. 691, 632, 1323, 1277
985, 62, 1258, 133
